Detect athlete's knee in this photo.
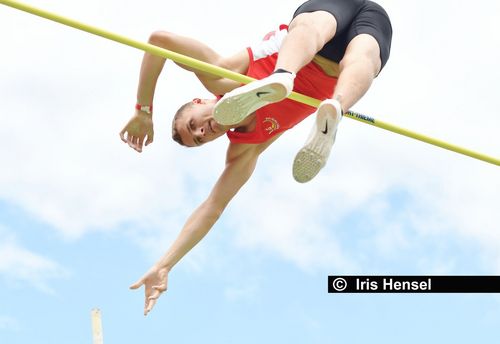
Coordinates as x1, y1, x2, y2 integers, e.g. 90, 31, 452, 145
289, 11, 337, 47
148, 30, 173, 46
339, 34, 382, 76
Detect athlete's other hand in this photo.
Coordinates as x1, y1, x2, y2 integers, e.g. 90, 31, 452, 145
130, 264, 169, 316
119, 110, 154, 152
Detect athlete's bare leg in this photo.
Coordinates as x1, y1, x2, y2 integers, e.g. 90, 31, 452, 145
274, 11, 337, 73
332, 34, 382, 111
213, 11, 338, 126
292, 33, 382, 183
214, 11, 381, 131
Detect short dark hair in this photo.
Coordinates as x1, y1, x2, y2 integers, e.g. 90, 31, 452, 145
171, 101, 194, 147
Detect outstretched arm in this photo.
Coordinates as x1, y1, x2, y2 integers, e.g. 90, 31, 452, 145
130, 141, 272, 315
120, 31, 248, 152
147, 31, 249, 90
136, 30, 245, 105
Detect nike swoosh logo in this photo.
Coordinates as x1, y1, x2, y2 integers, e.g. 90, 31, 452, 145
256, 91, 271, 98
321, 122, 328, 134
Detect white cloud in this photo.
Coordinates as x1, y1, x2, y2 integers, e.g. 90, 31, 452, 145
0, 0, 499, 275
0, 315, 20, 331
0, 227, 69, 293
224, 283, 260, 303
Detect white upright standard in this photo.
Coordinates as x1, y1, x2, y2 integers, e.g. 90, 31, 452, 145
91, 308, 104, 344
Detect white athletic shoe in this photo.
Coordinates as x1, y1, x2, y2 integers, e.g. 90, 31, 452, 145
213, 72, 295, 125
292, 99, 343, 183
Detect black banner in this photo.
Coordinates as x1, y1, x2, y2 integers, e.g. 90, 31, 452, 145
328, 276, 500, 293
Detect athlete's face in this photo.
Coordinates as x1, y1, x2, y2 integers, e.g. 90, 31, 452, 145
175, 99, 228, 147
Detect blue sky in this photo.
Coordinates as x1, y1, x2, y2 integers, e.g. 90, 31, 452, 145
1, 0, 500, 343
2, 198, 500, 344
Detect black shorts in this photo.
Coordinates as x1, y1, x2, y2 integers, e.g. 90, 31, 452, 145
293, 0, 393, 70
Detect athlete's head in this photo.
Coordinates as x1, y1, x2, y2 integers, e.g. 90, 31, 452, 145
172, 98, 229, 147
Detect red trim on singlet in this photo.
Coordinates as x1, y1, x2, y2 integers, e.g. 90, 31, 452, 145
226, 34, 338, 144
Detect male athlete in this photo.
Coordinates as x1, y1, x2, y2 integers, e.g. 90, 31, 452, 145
122, 0, 392, 315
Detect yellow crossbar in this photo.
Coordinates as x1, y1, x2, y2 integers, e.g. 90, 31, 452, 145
1, 0, 499, 166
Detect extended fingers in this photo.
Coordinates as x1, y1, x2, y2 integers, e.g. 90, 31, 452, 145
137, 136, 145, 151
119, 128, 127, 143
143, 285, 167, 316
147, 286, 165, 301
145, 131, 154, 146
127, 135, 138, 151
144, 288, 161, 316
119, 127, 146, 152
120, 128, 154, 151
125, 134, 144, 153
153, 284, 167, 293
129, 278, 145, 290
145, 297, 157, 316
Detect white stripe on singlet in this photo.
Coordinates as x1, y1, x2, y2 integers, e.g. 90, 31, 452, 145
250, 27, 288, 61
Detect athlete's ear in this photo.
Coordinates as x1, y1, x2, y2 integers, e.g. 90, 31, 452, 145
192, 98, 202, 104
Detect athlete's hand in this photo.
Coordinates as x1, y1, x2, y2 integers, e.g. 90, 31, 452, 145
119, 110, 154, 152
130, 264, 169, 316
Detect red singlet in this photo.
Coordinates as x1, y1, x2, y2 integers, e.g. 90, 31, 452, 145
227, 25, 338, 144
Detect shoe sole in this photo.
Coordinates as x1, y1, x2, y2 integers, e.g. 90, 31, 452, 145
213, 80, 288, 126
292, 102, 341, 183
